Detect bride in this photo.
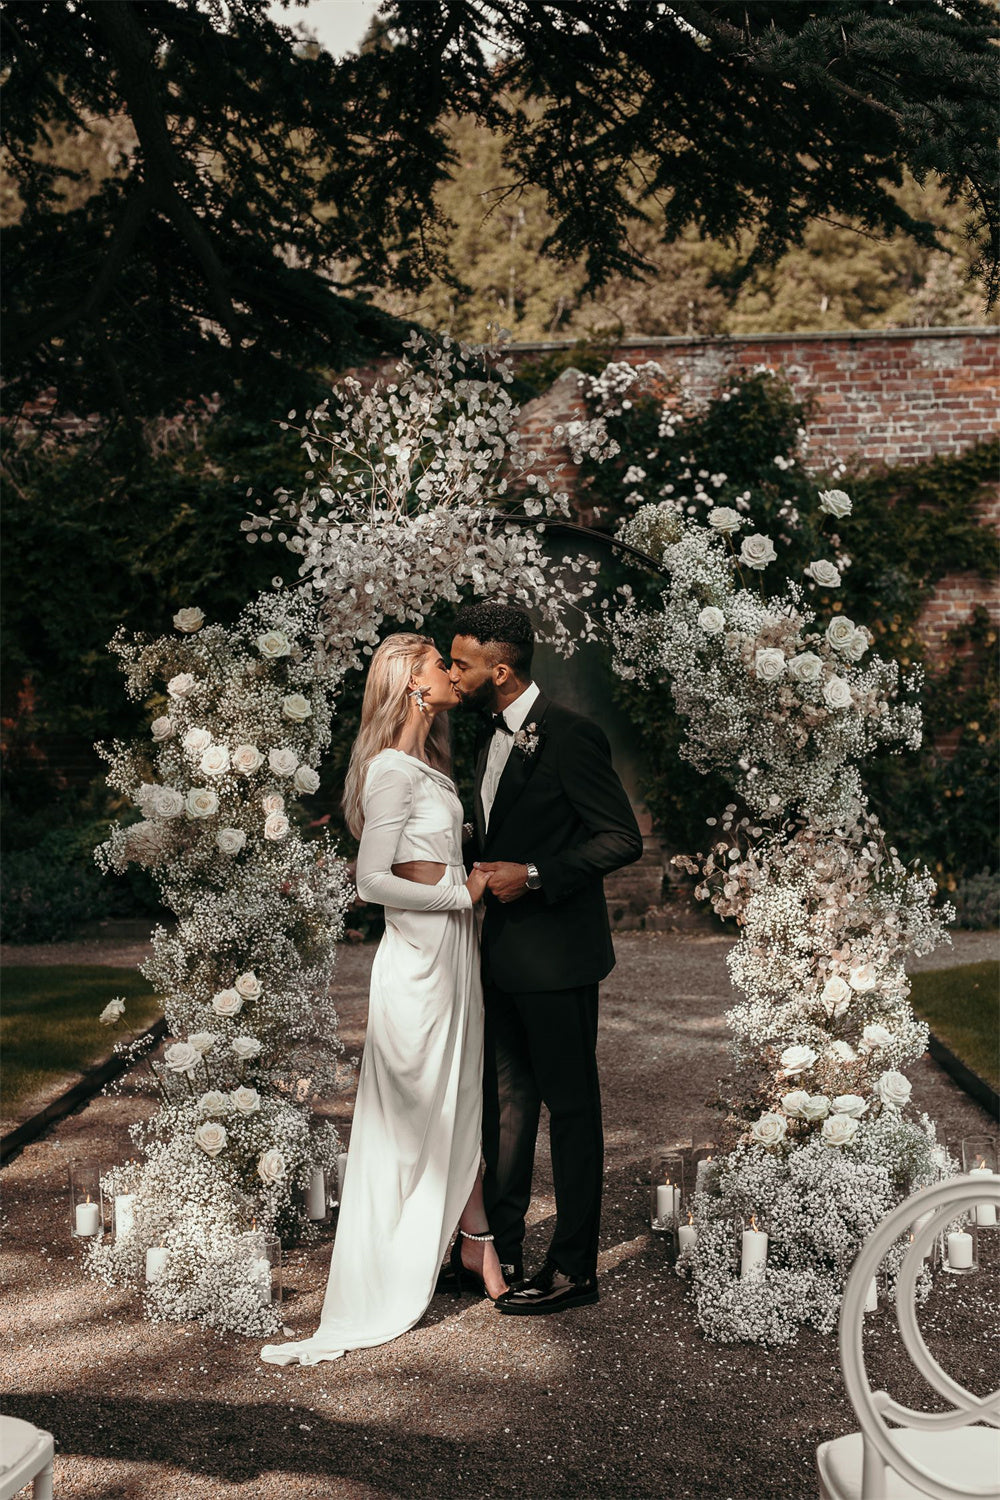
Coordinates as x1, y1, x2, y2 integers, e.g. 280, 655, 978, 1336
261, 632, 508, 1367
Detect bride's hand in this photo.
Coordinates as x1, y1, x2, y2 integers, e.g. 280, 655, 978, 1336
465, 864, 491, 903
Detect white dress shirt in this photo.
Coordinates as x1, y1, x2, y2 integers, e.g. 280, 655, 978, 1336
481, 680, 541, 830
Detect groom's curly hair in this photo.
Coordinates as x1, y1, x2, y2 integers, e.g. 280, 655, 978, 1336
452, 600, 534, 678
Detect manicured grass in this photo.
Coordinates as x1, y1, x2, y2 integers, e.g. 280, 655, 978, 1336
1, 966, 161, 1116
909, 961, 999, 1091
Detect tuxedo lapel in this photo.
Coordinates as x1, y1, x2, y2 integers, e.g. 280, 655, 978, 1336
484, 693, 551, 850
473, 726, 491, 849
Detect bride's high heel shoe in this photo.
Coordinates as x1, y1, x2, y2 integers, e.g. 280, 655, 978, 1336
448, 1229, 505, 1303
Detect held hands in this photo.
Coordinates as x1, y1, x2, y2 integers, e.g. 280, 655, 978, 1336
465, 865, 492, 903
475, 861, 530, 903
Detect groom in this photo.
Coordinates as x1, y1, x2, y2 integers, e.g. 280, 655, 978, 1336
450, 601, 642, 1315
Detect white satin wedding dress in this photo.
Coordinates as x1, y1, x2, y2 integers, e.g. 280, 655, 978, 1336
261, 749, 483, 1367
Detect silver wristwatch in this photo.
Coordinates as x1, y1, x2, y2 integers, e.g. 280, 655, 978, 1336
525, 862, 542, 891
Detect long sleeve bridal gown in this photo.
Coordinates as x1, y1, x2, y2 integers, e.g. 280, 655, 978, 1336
261, 748, 483, 1367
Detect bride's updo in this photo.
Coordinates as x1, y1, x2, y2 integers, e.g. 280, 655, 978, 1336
341, 633, 452, 838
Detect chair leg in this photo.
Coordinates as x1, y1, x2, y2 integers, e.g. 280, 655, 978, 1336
860, 1435, 886, 1500
33, 1458, 54, 1500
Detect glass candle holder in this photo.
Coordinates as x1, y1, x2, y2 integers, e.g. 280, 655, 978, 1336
650, 1148, 686, 1232
910, 1210, 941, 1270
260, 1236, 282, 1305
942, 1211, 978, 1275
691, 1144, 716, 1198
69, 1162, 104, 1238
111, 1190, 137, 1241
961, 1137, 999, 1230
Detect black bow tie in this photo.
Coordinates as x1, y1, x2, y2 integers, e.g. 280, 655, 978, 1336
490, 713, 513, 735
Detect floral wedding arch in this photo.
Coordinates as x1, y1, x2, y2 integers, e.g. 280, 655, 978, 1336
90, 334, 952, 1343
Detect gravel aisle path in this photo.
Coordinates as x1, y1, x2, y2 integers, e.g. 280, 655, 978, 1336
1, 931, 996, 1500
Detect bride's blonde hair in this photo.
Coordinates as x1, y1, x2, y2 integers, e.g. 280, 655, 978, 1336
342, 633, 451, 838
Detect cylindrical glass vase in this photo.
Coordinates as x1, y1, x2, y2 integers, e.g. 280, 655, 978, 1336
650, 1148, 686, 1233
69, 1162, 105, 1238
961, 1137, 999, 1230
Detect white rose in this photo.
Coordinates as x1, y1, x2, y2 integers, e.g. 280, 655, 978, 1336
755, 648, 786, 683
805, 559, 842, 588
234, 971, 263, 1001
823, 676, 853, 710
183, 726, 212, 755
173, 607, 205, 633
788, 651, 824, 683
848, 964, 878, 993
826, 1040, 858, 1064
198, 1090, 229, 1117
231, 1035, 262, 1061
257, 1148, 287, 1185
211, 988, 244, 1018
188, 1031, 218, 1055
232, 744, 263, 776
151, 716, 175, 742
151, 786, 185, 820
802, 1094, 831, 1122
200, 744, 231, 777
861, 1023, 893, 1050
268, 747, 298, 778
230, 1086, 261, 1116
257, 629, 291, 660
844, 628, 869, 662
282, 693, 312, 723
739, 534, 777, 570
750, 1112, 787, 1148
194, 1121, 228, 1158
818, 488, 852, 518
876, 1070, 912, 1109
780, 1044, 818, 1076
185, 787, 219, 819
99, 998, 126, 1026
821, 1113, 859, 1147
216, 827, 246, 855
707, 506, 742, 534
781, 1089, 811, 1119
264, 811, 290, 841
825, 616, 856, 653
261, 793, 285, 815
831, 1094, 868, 1119
697, 606, 726, 634
821, 975, 852, 1018
293, 765, 320, 795
167, 672, 196, 698
164, 1040, 201, 1075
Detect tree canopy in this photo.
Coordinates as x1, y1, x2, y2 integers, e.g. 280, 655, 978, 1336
2, 0, 997, 420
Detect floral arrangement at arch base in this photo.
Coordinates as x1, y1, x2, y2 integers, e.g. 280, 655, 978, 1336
88, 591, 353, 1336
606, 475, 953, 1344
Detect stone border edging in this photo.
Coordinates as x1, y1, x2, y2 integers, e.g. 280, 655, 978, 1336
927, 1032, 999, 1122
507, 325, 998, 353
0, 1017, 167, 1166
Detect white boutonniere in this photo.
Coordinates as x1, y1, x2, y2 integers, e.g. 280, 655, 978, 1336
513, 722, 542, 759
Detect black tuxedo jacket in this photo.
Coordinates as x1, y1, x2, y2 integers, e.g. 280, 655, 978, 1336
469, 691, 643, 993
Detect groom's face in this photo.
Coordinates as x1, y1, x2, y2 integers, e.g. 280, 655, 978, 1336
449, 634, 501, 714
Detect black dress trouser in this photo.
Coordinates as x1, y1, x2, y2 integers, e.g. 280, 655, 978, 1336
482, 979, 603, 1281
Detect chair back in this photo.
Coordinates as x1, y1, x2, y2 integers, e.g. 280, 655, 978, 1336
839, 1174, 1000, 1500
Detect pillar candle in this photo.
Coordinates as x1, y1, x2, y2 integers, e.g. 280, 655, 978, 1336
678, 1222, 697, 1253
145, 1245, 169, 1282
74, 1198, 100, 1236
947, 1231, 973, 1270
740, 1222, 768, 1279
337, 1152, 348, 1197
655, 1184, 678, 1221
911, 1210, 935, 1262
864, 1277, 878, 1313
969, 1167, 997, 1227
114, 1193, 136, 1239
306, 1167, 327, 1220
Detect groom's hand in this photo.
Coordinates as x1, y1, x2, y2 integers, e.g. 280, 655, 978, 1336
478, 861, 529, 903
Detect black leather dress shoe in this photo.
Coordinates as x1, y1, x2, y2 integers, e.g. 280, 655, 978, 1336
496, 1261, 599, 1315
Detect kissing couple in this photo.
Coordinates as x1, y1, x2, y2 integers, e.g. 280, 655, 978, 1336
262, 601, 642, 1366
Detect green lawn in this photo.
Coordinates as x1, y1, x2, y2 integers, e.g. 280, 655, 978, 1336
1, 966, 162, 1116
909, 961, 999, 1092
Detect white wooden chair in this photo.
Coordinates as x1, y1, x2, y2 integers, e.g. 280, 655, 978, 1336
0, 1415, 54, 1500
818, 1174, 1000, 1500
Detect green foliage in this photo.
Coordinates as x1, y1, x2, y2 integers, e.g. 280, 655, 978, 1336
0, 817, 162, 943
908, 962, 1000, 1090
0, 965, 162, 1111
575, 371, 997, 882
